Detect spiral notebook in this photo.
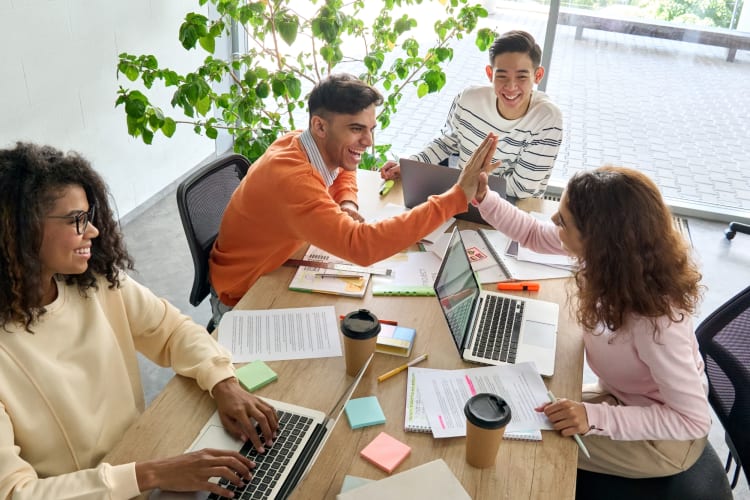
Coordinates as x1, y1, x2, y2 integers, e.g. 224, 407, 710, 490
478, 229, 573, 282
371, 252, 441, 296
404, 367, 541, 441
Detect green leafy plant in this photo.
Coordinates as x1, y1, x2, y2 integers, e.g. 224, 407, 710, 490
116, 0, 494, 164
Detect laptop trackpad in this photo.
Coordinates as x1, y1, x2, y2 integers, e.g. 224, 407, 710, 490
523, 321, 556, 349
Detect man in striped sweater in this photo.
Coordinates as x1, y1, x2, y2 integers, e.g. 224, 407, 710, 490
381, 30, 563, 199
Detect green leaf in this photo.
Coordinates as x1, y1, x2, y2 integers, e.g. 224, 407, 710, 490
205, 126, 218, 139
118, 62, 139, 81
244, 70, 258, 87
142, 128, 154, 145
198, 35, 215, 53
126, 115, 141, 136
285, 75, 302, 99
271, 77, 286, 97
161, 118, 176, 137
277, 15, 299, 45
195, 95, 211, 116
475, 27, 495, 52
423, 69, 446, 92
179, 13, 209, 50
256, 81, 270, 98
417, 82, 429, 98
124, 98, 146, 118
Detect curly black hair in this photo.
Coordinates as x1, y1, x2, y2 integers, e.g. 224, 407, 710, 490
0, 142, 134, 331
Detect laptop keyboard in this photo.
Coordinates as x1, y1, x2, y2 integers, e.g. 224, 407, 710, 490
207, 410, 313, 500
472, 295, 524, 363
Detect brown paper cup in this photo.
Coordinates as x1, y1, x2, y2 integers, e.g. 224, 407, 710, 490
466, 420, 507, 468
343, 334, 378, 376
341, 309, 381, 377
464, 393, 512, 468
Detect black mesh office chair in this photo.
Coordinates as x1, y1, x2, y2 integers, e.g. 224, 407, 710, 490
725, 222, 750, 240
695, 285, 750, 489
176, 153, 250, 330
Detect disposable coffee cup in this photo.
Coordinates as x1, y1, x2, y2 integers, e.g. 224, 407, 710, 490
464, 393, 512, 468
341, 309, 381, 376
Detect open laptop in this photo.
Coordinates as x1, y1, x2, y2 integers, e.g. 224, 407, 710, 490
151, 355, 372, 500
399, 158, 512, 225
434, 229, 559, 376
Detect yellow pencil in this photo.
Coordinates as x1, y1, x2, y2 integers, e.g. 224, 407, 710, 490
377, 353, 428, 382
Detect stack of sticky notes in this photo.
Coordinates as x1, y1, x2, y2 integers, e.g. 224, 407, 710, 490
376, 324, 416, 357
360, 432, 411, 474
345, 396, 386, 429
235, 360, 277, 392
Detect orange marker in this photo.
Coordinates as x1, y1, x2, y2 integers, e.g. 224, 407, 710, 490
497, 281, 540, 292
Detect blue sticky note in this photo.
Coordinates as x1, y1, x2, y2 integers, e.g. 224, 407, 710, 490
345, 396, 386, 429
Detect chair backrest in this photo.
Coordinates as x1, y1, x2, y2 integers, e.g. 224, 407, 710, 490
176, 153, 250, 307
695, 285, 750, 486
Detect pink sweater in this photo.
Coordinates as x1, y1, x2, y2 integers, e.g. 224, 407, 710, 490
478, 191, 710, 441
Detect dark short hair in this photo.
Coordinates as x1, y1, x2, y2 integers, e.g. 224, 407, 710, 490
308, 73, 384, 122
0, 142, 134, 331
488, 30, 542, 68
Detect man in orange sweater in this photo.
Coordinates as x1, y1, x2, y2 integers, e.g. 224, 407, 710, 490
209, 73, 497, 319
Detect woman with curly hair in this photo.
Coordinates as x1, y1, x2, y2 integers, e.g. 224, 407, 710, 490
475, 165, 709, 478
0, 143, 278, 498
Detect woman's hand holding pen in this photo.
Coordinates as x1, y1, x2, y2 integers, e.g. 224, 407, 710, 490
536, 397, 590, 436
457, 133, 499, 203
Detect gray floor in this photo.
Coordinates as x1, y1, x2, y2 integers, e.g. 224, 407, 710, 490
120, 5, 750, 496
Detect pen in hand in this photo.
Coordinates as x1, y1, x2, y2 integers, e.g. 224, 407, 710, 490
547, 391, 591, 459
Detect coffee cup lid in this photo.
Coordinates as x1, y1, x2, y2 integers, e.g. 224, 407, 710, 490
341, 309, 381, 340
464, 393, 511, 429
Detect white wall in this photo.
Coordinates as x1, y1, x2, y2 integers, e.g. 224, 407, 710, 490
0, 0, 214, 219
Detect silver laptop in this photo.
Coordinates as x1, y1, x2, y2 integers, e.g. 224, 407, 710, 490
434, 229, 559, 376
151, 355, 372, 500
399, 158, 513, 225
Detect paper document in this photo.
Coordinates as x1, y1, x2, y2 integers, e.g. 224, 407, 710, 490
371, 251, 441, 296
217, 306, 342, 362
412, 362, 553, 438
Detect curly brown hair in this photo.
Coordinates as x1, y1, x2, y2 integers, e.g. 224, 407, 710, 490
565, 166, 702, 333
0, 142, 134, 331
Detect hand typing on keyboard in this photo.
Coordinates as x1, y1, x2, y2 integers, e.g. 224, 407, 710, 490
135, 447, 255, 498
213, 377, 280, 453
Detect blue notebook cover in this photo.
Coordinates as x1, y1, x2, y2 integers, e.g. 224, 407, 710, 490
345, 396, 386, 429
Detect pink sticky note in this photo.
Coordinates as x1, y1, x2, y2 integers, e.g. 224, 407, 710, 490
360, 432, 411, 474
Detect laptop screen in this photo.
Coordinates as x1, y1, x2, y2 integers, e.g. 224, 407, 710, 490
433, 229, 481, 352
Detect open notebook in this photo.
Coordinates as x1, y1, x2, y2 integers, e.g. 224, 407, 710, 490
404, 367, 541, 441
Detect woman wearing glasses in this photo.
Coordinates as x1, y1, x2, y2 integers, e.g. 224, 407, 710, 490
473, 165, 710, 479
0, 143, 278, 499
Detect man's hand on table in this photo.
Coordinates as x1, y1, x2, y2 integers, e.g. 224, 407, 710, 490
380, 160, 400, 180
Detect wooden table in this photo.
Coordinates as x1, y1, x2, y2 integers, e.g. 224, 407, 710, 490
105, 170, 584, 499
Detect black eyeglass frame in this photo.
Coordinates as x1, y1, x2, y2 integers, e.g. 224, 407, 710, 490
47, 205, 96, 235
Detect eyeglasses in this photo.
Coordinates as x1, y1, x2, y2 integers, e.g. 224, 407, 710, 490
47, 205, 96, 235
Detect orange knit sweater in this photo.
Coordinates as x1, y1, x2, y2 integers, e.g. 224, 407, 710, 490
210, 132, 468, 306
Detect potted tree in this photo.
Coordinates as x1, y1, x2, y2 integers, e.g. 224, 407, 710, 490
116, 0, 494, 167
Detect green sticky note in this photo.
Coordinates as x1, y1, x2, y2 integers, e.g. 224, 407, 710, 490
345, 396, 386, 429
235, 360, 277, 392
